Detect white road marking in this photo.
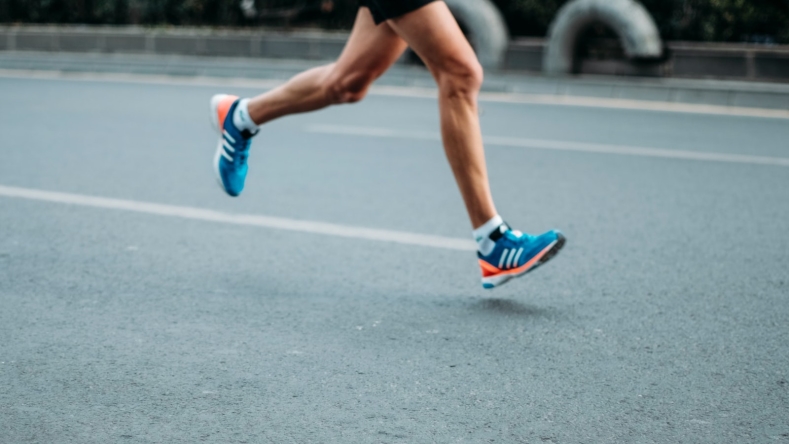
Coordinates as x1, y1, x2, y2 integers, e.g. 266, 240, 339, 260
1, 69, 788, 119
371, 85, 789, 120
0, 68, 286, 89
478, 91, 789, 120
0, 185, 476, 252
307, 124, 789, 168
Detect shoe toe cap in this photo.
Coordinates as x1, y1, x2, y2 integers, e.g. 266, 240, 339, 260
222, 176, 245, 197
217, 161, 246, 197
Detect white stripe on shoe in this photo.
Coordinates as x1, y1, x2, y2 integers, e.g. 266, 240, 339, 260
223, 140, 235, 153
498, 249, 509, 269
506, 248, 517, 269
219, 141, 233, 161
513, 247, 524, 267
223, 130, 236, 144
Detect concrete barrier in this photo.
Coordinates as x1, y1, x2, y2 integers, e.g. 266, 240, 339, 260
0, 26, 348, 61
543, 0, 662, 75
1, 25, 788, 83
507, 39, 789, 83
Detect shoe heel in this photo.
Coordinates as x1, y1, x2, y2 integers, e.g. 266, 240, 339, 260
209, 94, 230, 134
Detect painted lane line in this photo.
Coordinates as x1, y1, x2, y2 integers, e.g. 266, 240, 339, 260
371, 85, 789, 120
306, 124, 789, 168
478, 91, 789, 120
0, 185, 476, 252
310, 125, 440, 141
0, 68, 286, 89
1, 69, 788, 120
485, 135, 789, 167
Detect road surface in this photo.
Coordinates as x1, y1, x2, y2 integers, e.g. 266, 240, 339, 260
1, 74, 788, 443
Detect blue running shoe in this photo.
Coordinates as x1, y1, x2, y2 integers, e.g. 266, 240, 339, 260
478, 224, 566, 289
210, 94, 257, 197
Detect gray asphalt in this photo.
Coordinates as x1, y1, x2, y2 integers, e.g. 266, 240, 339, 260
1, 75, 788, 443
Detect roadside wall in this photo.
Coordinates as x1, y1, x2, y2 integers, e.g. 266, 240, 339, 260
1, 25, 788, 82
508, 39, 789, 82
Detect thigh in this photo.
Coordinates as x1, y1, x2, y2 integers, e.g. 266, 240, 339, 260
385, 1, 478, 76
333, 7, 409, 79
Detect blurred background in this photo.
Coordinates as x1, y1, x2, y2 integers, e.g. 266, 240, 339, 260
2, 0, 789, 81
1, 0, 788, 43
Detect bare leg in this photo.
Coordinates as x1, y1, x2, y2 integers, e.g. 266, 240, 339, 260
246, 8, 408, 125
242, 4, 498, 230
387, 2, 497, 228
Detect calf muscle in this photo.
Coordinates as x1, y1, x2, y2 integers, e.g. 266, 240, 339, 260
388, 2, 496, 228
246, 8, 406, 126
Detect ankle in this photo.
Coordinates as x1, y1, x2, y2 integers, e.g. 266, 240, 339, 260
473, 215, 508, 255
232, 98, 261, 135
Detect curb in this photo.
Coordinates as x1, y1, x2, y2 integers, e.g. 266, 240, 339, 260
0, 25, 348, 60
2, 50, 788, 111
1, 25, 789, 111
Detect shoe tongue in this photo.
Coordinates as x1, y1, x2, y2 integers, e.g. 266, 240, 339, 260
488, 223, 510, 242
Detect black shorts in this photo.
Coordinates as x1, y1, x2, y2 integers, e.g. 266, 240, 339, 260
359, 0, 438, 24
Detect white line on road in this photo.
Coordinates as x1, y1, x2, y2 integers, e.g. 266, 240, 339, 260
307, 124, 789, 168
371, 85, 789, 120
0, 185, 476, 252
0, 68, 287, 89
1, 69, 788, 120
481, 91, 789, 120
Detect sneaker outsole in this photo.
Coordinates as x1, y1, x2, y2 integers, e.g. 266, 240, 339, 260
535, 232, 566, 268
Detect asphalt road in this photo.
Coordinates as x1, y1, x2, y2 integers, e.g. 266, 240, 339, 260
1, 75, 788, 443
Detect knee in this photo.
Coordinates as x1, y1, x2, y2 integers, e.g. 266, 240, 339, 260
436, 57, 484, 99
325, 67, 376, 105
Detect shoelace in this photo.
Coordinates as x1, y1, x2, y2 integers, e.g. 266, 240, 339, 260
233, 138, 252, 166
235, 128, 258, 165
236, 150, 248, 165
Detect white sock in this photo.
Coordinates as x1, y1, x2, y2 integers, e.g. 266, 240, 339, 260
473, 215, 505, 256
232, 98, 260, 134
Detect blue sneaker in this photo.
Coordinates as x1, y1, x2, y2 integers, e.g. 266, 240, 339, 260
209, 94, 256, 197
478, 225, 566, 289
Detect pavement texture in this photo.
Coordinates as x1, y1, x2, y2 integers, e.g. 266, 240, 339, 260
0, 74, 788, 443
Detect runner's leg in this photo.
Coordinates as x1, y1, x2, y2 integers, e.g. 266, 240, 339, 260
246, 8, 408, 125
386, 2, 497, 228
211, 1, 564, 288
